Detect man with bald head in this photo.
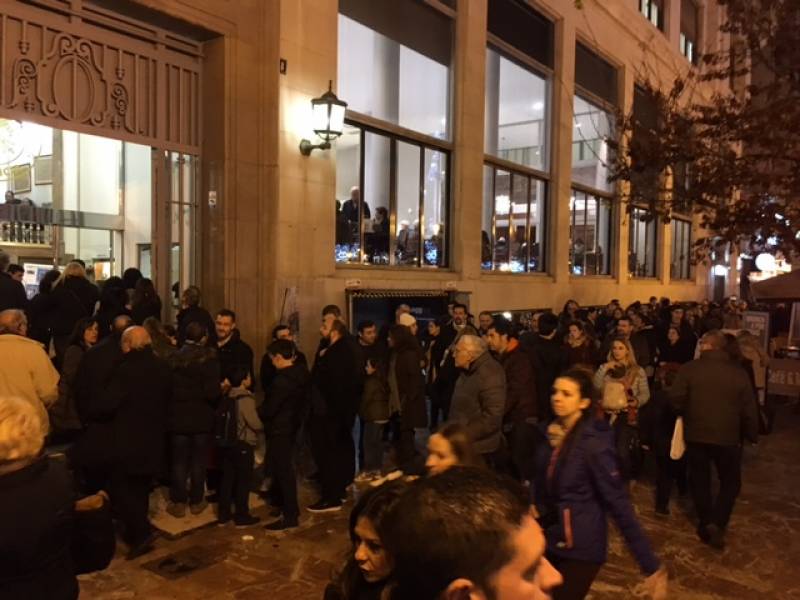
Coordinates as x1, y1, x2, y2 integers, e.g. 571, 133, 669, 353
448, 334, 507, 467
106, 324, 172, 559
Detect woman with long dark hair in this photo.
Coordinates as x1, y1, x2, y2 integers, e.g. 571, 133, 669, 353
49, 317, 100, 442
533, 368, 667, 600
324, 481, 408, 600
131, 277, 162, 324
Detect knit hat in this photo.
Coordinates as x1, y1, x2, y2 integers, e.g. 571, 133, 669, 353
398, 313, 417, 327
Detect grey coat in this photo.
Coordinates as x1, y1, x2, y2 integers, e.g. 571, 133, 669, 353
449, 351, 507, 454
669, 349, 758, 446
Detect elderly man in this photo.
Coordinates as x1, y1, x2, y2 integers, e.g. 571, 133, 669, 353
107, 326, 171, 559
448, 334, 506, 465
670, 329, 758, 550
0, 309, 59, 431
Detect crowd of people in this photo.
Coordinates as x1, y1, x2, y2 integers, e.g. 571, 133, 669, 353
0, 251, 769, 599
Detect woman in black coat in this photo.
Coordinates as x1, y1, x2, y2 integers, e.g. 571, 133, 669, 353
0, 397, 79, 600
27, 268, 62, 348
388, 324, 426, 471
130, 277, 162, 325
47, 263, 100, 366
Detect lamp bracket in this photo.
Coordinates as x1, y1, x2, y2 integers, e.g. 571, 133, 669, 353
299, 139, 332, 156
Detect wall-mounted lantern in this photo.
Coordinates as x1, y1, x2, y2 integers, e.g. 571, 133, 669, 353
299, 81, 347, 156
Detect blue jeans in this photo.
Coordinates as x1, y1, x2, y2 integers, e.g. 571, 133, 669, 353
362, 421, 385, 472
170, 433, 210, 504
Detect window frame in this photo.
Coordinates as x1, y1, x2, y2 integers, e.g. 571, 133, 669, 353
335, 0, 455, 270
628, 205, 660, 279
569, 184, 615, 277
570, 83, 619, 278
639, 0, 664, 31
482, 160, 548, 274
336, 119, 452, 269
670, 217, 693, 281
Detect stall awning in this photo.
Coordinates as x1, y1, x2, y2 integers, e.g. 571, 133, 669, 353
751, 269, 800, 302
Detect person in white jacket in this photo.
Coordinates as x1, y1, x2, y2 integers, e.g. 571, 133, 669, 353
0, 309, 59, 433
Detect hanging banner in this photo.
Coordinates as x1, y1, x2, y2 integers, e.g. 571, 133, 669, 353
742, 311, 770, 353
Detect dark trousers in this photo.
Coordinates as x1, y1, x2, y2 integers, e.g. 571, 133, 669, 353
655, 454, 687, 510
110, 470, 152, 547
687, 442, 742, 529
267, 435, 299, 520
218, 442, 255, 518
506, 421, 539, 482
311, 415, 355, 503
430, 383, 453, 430
362, 421, 385, 472
170, 433, 210, 505
547, 554, 602, 600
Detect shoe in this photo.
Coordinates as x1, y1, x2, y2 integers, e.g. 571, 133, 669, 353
268, 506, 283, 518
264, 517, 299, 531
706, 524, 725, 550
126, 532, 157, 561
233, 514, 261, 528
217, 514, 231, 526
369, 469, 404, 488
354, 471, 374, 484
190, 500, 208, 515
306, 500, 343, 513
696, 524, 711, 544
166, 502, 187, 518
654, 505, 670, 517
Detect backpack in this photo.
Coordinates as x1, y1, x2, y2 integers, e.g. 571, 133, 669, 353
601, 377, 631, 412
214, 394, 239, 448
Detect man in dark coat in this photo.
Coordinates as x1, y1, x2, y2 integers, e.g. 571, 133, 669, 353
520, 312, 567, 422
167, 322, 221, 516
0, 250, 27, 311
486, 318, 538, 481
308, 319, 362, 512
448, 334, 506, 464
670, 329, 758, 550
215, 308, 254, 387
259, 339, 310, 530
176, 285, 216, 347
106, 326, 171, 559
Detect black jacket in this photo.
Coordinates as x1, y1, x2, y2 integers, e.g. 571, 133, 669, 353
0, 456, 78, 600
217, 329, 254, 383
176, 306, 217, 346
670, 349, 759, 446
27, 291, 56, 346
107, 348, 172, 474
312, 336, 362, 418
391, 341, 427, 430
169, 343, 221, 433
131, 297, 162, 325
260, 362, 310, 437
74, 334, 124, 424
47, 277, 99, 336
521, 334, 568, 421
0, 270, 27, 311
260, 349, 307, 393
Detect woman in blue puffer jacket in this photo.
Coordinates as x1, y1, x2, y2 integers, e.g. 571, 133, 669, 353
532, 367, 667, 600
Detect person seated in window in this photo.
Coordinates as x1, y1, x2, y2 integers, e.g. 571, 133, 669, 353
395, 220, 418, 263
573, 237, 586, 268
367, 206, 390, 264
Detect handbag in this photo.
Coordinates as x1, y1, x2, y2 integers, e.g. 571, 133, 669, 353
72, 492, 116, 574
670, 417, 686, 460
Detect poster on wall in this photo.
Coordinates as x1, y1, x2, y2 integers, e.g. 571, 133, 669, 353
742, 311, 771, 353
9, 163, 31, 193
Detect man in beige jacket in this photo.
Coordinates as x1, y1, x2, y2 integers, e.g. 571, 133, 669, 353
0, 309, 59, 432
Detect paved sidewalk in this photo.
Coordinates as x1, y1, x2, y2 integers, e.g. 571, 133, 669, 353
80, 406, 800, 599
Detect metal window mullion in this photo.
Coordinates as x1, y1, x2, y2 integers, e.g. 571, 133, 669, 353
388, 137, 398, 266
525, 174, 532, 272
490, 167, 497, 270
506, 172, 514, 267
358, 128, 366, 264
418, 144, 425, 266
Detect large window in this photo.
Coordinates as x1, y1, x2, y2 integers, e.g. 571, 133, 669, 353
570, 191, 613, 276
572, 95, 614, 194
680, 0, 699, 64
336, 0, 453, 268
628, 207, 658, 278
485, 48, 549, 172
482, 166, 546, 272
639, 0, 664, 30
482, 0, 552, 274
336, 124, 448, 267
670, 218, 692, 280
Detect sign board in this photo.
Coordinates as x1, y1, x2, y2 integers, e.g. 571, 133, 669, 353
767, 359, 800, 396
742, 311, 770, 353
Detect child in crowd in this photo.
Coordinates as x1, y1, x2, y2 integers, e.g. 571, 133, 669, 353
217, 366, 263, 527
